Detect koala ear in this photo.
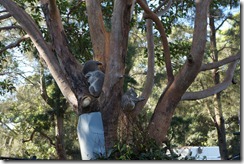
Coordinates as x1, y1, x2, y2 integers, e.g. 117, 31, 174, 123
82, 60, 103, 75
96, 61, 103, 65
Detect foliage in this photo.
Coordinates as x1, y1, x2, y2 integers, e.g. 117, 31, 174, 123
0, 49, 17, 96
104, 141, 175, 160
97, 113, 182, 160
0, 84, 56, 159
0, 73, 80, 159
0, 79, 16, 95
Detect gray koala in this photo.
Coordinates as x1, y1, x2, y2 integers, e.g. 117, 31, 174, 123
82, 60, 103, 75
82, 60, 105, 98
85, 70, 104, 98
121, 88, 145, 112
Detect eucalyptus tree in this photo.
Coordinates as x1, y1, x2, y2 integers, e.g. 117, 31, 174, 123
0, 0, 240, 158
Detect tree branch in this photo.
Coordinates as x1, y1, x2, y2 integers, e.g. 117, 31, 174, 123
136, 0, 174, 83
85, 0, 110, 65
130, 0, 136, 20
0, 13, 11, 20
0, 0, 78, 111
134, 4, 154, 116
40, 62, 53, 107
16, 72, 38, 86
22, 129, 36, 143
216, 15, 231, 31
148, 0, 212, 143
181, 61, 238, 100
200, 51, 240, 71
0, 35, 29, 54
39, 131, 55, 146
103, 0, 133, 94
40, 0, 92, 114
154, 0, 172, 16
0, 9, 8, 13
22, 129, 55, 146
190, 0, 212, 62
0, 25, 22, 31
154, 0, 169, 13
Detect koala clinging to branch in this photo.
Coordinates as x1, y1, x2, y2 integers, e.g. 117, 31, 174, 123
82, 60, 105, 98
121, 88, 145, 112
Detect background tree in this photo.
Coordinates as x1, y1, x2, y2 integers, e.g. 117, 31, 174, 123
0, 71, 81, 159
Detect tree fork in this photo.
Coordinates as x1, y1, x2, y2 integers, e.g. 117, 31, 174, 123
148, 0, 212, 143
100, 0, 133, 151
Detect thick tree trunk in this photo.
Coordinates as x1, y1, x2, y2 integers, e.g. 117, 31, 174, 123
148, 0, 211, 143
97, 0, 133, 151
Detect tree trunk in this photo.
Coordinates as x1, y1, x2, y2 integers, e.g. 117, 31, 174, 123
96, 0, 133, 151
148, 0, 211, 143
85, 0, 110, 66
56, 112, 67, 159
209, 12, 228, 160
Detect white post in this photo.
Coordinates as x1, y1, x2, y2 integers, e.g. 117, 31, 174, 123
77, 112, 106, 160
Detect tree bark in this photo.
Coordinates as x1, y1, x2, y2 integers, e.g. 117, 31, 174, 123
56, 111, 67, 160
101, 0, 133, 151
133, 1, 155, 116
209, 12, 228, 160
137, 0, 174, 83
148, 0, 212, 143
40, 0, 91, 115
85, 0, 110, 66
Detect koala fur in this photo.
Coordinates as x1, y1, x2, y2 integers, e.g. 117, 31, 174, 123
82, 60, 102, 75
82, 60, 105, 98
121, 88, 145, 112
85, 70, 104, 98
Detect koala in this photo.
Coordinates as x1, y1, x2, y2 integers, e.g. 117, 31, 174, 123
121, 88, 145, 112
85, 70, 104, 98
81, 60, 105, 98
82, 60, 103, 75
